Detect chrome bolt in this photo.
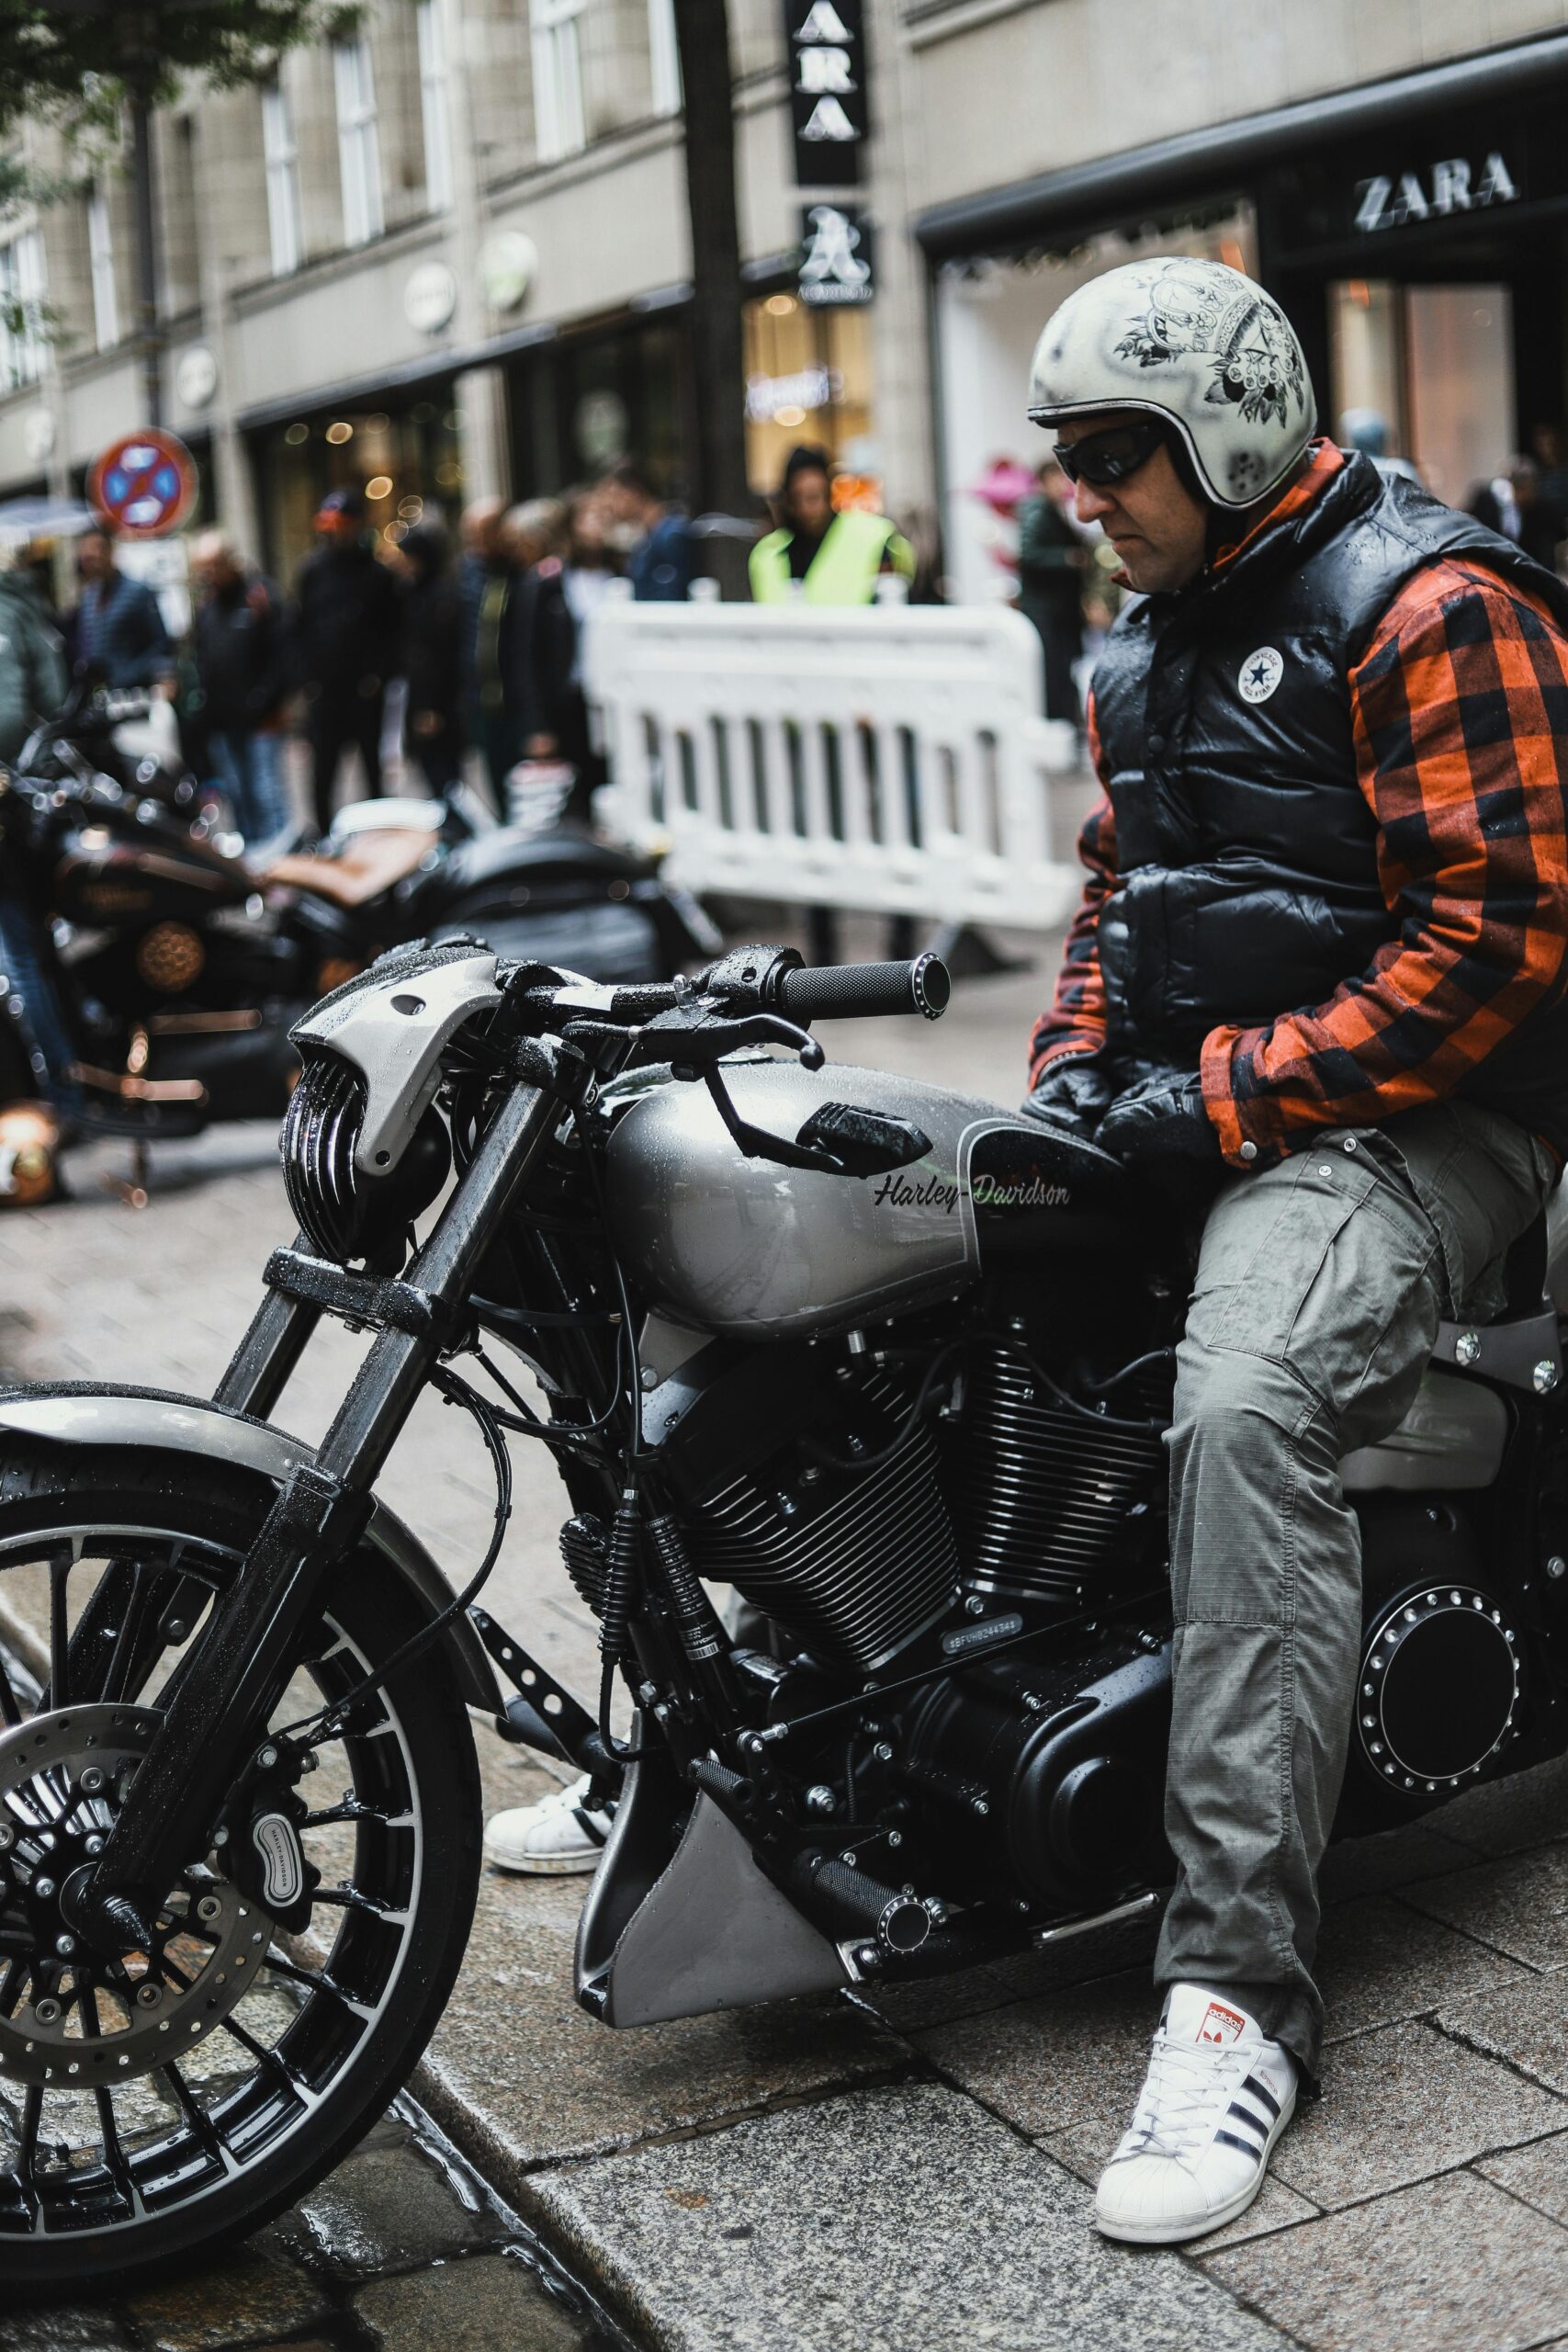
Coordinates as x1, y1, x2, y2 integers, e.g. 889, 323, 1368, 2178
971, 1797, 990, 1816
0, 1825, 14, 1853
196, 1894, 223, 1925
805, 1785, 836, 1815
964, 1596, 986, 1617
212, 1826, 230, 1847
873, 1741, 894, 1763
1534, 1360, 1561, 1396
639, 1367, 658, 1391
842, 1851, 857, 1869
34, 1877, 54, 1900
299, 1750, 318, 1775
886, 1830, 903, 1849
255, 1745, 279, 1771
1455, 1330, 1482, 1367
54, 1934, 74, 1958
1548, 1557, 1568, 1582
78, 1767, 106, 1796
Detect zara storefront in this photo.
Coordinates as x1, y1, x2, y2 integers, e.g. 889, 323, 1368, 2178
917, 30, 1568, 607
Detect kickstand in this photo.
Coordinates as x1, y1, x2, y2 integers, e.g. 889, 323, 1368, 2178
102, 1137, 150, 1209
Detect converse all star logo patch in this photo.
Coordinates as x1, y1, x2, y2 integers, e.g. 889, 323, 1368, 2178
1239, 646, 1283, 704
1197, 1997, 1247, 2046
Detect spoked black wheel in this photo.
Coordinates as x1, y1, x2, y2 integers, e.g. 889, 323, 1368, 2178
0, 1442, 481, 2290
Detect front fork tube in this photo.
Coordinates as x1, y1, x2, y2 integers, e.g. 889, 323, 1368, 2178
70, 1080, 564, 1947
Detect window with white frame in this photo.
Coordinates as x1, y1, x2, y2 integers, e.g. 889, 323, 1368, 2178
333, 36, 384, 247
648, 0, 682, 116
0, 230, 46, 390
262, 82, 304, 275
86, 183, 118, 348
416, 0, 454, 212
530, 0, 586, 164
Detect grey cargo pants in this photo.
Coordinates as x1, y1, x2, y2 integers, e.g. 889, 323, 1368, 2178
1156, 1101, 1555, 2076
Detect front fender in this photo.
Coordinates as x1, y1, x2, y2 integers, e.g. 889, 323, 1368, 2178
0, 1383, 506, 1718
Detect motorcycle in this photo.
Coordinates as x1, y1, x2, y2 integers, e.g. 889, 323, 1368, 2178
1, 936, 1563, 2285
0, 738, 718, 1184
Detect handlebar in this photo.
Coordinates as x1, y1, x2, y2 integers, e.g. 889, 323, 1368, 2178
773, 953, 949, 1024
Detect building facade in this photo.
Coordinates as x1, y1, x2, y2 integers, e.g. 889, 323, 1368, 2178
3, 0, 1568, 593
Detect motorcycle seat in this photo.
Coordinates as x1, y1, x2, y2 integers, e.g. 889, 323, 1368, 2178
259, 827, 435, 910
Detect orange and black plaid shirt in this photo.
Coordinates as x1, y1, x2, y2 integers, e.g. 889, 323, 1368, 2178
1029, 447, 1568, 1169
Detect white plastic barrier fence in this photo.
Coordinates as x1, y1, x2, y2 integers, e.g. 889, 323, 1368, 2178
583, 600, 1084, 931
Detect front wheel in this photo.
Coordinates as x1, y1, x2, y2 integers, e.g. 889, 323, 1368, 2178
0, 1442, 481, 2290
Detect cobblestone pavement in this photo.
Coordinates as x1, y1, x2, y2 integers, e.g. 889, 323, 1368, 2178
4, 921, 1568, 2349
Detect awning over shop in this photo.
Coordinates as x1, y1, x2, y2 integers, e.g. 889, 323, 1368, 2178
913, 30, 1568, 261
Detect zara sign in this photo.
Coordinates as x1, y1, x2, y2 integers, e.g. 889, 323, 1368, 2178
1354, 151, 1519, 233
784, 0, 868, 188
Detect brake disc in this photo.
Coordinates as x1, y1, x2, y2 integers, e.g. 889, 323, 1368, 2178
0, 1704, 278, 2091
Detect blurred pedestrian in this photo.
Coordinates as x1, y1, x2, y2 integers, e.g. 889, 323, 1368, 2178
188, 530, 292, 852
603, 459, 694, 601
71, 527, 174, 689
458, 496, 515, 809
0, 545, 68, 762
399, 524, 464, 802
1015, 456, 1088, 724
749, 446, 914, 604
292, 487, 400, 834
1337, 409, 1421, 485
502, 498, 573, 749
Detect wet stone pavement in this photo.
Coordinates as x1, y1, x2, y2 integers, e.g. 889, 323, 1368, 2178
0, 2104, 634, 2350
5, 922, 1568, 2348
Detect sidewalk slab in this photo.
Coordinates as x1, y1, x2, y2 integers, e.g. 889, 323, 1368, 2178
1201, 2168, 1568, 2352
1399, 1839, 1568, 1970
525, 2083, 1289, 2352
1436, 1970, 1568, 2095
1479, 2131, 1568, 2224
1269, 2019, 1566, 2209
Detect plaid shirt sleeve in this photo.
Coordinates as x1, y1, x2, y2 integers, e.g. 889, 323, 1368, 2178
1027, 697, 1120, 1089
1201, 560, 1568, 1167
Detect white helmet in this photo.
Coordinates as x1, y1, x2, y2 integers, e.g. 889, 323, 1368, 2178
1028, 256, 1316, 511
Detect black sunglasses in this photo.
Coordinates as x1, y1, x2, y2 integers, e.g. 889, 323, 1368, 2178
1053, 419, 1168, 488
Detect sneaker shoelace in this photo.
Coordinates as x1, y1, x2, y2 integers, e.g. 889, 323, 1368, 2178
1122, 2034, 1254, 2165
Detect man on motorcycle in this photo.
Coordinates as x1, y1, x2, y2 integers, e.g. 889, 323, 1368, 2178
1022, 256, 1568, 2244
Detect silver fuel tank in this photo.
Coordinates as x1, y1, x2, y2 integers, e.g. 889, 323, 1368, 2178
603, 1056, 1130, 1342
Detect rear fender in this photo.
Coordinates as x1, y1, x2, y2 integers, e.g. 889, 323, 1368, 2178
0, 1384, 506, 1717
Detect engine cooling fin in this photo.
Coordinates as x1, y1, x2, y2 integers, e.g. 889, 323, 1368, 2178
682, 1369, 960, 1675
943, 1340, 1168, 1609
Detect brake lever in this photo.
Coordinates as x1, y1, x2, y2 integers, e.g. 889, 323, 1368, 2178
560, 1006, 850, 1173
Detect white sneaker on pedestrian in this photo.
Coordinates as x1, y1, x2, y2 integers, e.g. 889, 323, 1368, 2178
483, 1774, 615, 1875
1093, 1984, 1297, 2245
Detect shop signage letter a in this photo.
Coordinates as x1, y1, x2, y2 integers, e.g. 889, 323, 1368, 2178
786, 0, 867, 187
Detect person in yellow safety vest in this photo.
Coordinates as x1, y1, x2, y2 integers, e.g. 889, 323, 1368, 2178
750, 445, 915, 604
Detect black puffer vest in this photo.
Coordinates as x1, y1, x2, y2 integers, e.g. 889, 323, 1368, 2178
1091, 450, 1568, 1144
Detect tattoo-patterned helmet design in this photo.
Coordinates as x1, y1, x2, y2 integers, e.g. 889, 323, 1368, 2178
1027, 256, 1317, 510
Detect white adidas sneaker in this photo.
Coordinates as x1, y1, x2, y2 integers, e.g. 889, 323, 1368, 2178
1093, 1984, 1297, 2245
483, 1774, 615, 1875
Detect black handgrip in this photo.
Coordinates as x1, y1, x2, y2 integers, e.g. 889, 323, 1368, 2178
773, 952, 950, 1023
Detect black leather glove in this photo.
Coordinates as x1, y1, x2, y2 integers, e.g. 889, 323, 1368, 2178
1022, 1053, 1114, 1141
1097, 1069, 1221, 1170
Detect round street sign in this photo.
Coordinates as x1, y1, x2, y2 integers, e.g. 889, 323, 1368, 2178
88, 429, 198, 538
